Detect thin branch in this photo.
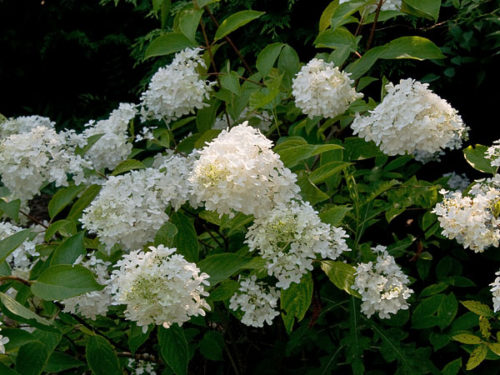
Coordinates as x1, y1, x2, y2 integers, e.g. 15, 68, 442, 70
0, 275, 33, 286
19, 210, 48, 228
366, 0, 384, 50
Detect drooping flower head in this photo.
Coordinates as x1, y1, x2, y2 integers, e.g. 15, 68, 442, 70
245, 200, 350, 289
351, 78, 468, 161
189, 122, 300, 218
292, 58, 362, 119
110, 245, 210, 331
352, 245, 413, 319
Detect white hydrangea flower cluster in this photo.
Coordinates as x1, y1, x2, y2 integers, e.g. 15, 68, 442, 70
0, 222, 44, 278
340, 0, 401, 12
433, 176, 500, 252
213, 108, 272, 132
82, 103, 136, 171
443, 172, 470, 191
351, 78, 468, 161
61, 254, 112, 320
486, 139, 500, 168
80, 168, 170, 252
490, 270, 500, 313
246, 200, 350, 289
0, 126, 88, 202
127, 359, 157, 375
0, 115, 54, 138
352, 245, 413, 319
110, 245, 210, 331
292, 58, 362, 119
229, 276, 280, 328
0, 322, 9, 354
140, 48, 214, 122
190, 122, 300, 218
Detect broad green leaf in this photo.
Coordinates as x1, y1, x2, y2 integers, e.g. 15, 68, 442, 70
330, 1, 366, 30
380, 36, 445, 60
0, 363, 19, 375
196, 0, 220, 7
45, 220, 77, 242
256, 43, 284, 76
319, 0, 339, 32
31, 264, 103, 300
0, 292, 53, 328
44, 352, 85, 373
199, 331, 224, 361
466, 344, 487, 371
170, 212, 199, 262
207, 280, 240, 302
314, 27, 358, 51
0, 229, 32, 263
154, 222, 178, 248
412, 293, 457, 329
158, 325, 189, 375
220, 71, 241, 95
321, 261, 360, 297
297, 175, 330, 205
278, 44, 300, 79
214, 10, 265, 42
110, 159, 146, 176
281, 272, 313, 333
86, 336, 122, 375
452, 333, 482, 345
67, 185, 101, 220
48, 185, 86, 219
309, 161, 351, 184
50, 232, 85, 266
275, 141, 342, 168
463, 145, 497, 174
16, 341, 49, 375
196, 101, 219, 132
128, 324, 152, 354
0, 199, 20, 221
402, 0, 441, 21
319, 205, 352, 226
249, 72, 283, 109
176, 8, 203, 42
75, 133, 104, 156
460, 300, 494, 318
441, 358, 462, 375
488, 342, 500, 356
145, 32, 198, 59
198, 253, 251, 286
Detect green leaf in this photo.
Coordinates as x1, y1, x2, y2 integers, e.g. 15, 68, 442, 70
176, 8, 203, 42
128, 324, 152, 354
145, 32, 198, 59
16, 341, 49, 375
110, 159, 146, 176
452, 333, 482, 345
402, 0, 441, 21
297, 175, 329, 205
441, 358, 462, 375
44, 352, 85, 373
75, 133, 104, 156
207, 280, 239, 302
256, 43, 284, 76
45, 220, 77, 242
412, 293, 457, 329
309, 161, 351, 184
220, 71, 241, 95
330, 1, 366, 30
466, 344, 488, 371
198, 253, 251, 286
0, 292, 53, 328
278, 44, 300, 79
0, 363, 20, 375
199, 331, 224, 361
463, 145, 497, 174
86, 336, 122, 375
0, 229, 32, 263
0, 199, 21, 221
381, 36, 445, 60
50, 232, 85, 266
460, 300, 494, 318
314, 27, 358, 51
487, 342, 500, 356
280, 272, 313, 333
158, 325, 189, 375
214, 10, 265, 42
48, 185, 86, 219
170, 212, 199, 262
67, 185, 101, 220
319, 0, 339, 32
154, 222, 178, 248
319, 205, 351, 226
31, 264, 104, 300
275, 140, 342, 168
321, 261, 360, 297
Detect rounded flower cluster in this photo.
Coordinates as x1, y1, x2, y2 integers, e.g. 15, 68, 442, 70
229, 276, 280, 328
83, 103, 136, 171
189, 122, 300, 218
140, 48, 214, 122
246, 200, 350, 289
61, 254, 112, 320
0, 126, 87, 202
81, 168, 170, 252
292, 58, 362, 119
110, 245, 210, 331
351, 78, 468, 161
127, 359, 157, 375
0, 115, 54, 138
433, 176, 500, 252
486, 139, 500, 168
490, 270, 500, 313
352, 245, 413, 319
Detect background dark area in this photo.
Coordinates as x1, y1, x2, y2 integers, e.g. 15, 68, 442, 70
0, 0, 498, 142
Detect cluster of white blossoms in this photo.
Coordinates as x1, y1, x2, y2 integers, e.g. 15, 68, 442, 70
0, 125, 88, 202
339, 0, 401, 12
0, 322, 9, 354
82, 103, 137, 171
433, 175, 500, 252
140, 48, 214, 122
486, 139, 500, 168
213, 108, 272, 132
190, 122, 300, 218
110, 245, 210, 331
443, 172, 470, 191
127, 359, 157, 375
0, 222, 44, 278
246, 200, 350, 289
351, 79, 468, 161
292, 58, 362, 119
81, 168, 170, 252
229, 276, 281, 328
352, 245, 413, 319
62, 254, 112, 320
490, 270, 500, 313
0, 115, 54, 138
